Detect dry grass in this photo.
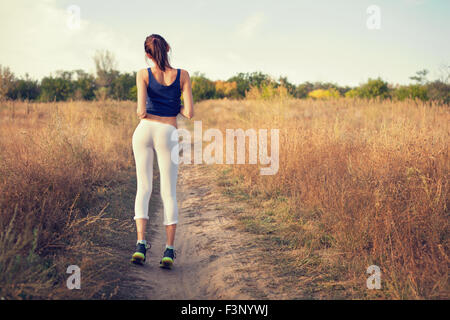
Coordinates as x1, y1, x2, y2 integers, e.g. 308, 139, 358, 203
1, 97, 448, 299
194, 97, 449, 299
0, 100, 137, 299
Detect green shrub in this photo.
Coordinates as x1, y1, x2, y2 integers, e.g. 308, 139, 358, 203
358, 78, 390, 99
394, 85, 428, 101
191, 73, 216, 101
345, 88, 360, 98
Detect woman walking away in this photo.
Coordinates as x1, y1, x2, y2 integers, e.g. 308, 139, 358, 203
131, 34, 194, 268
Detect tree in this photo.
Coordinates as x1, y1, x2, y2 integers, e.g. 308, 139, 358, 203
111, 72, 135, 100
214, 80, 239, 99
426, 81, 450, 104
277, 76, 296, 96
358, 78, 390, 99
93, 50, 119, 99
345, 88, 360, 98
336, 85, 352, 96
227, 73, 248, 97
227, 71, 272, 98
311, 81, 337, 90
9, 74, 40, 100
409, 69, 429, 85
73, 70, 96, 100
295, 82, 314, 99
191, 72, 216, 101
129, 85, 137, 102
40, 71, 74, 101
0, 65, 15, 100
393, 84, 428, 101
437, 64, 449, 84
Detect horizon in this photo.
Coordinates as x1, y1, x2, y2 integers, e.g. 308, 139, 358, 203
0, 0, 449, 86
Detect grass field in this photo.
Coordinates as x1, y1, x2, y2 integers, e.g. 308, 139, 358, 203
0, 97, 448, 299
0, 100, 138, 299
194, 97, 449, 299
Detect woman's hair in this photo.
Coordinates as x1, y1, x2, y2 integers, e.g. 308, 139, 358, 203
144, 34, 172, 71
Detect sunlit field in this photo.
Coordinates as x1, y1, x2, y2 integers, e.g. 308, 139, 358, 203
0, 97, 448, 299
0, 100, 137, 299
194, 97, 449, 299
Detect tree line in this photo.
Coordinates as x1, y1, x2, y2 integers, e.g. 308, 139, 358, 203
192, 69, 449, 104
0, 50, 136, 102
0, 50, 448, 104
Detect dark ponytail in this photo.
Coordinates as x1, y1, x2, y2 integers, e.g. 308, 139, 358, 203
144, 34, 172, 71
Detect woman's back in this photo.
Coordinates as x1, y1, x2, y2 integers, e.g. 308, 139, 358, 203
146, 67, 181, 117
136, 34, 194, 129
149, 67, 180, 86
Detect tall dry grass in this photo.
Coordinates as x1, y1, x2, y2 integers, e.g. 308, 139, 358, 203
195, 97, 449, 299
0, 100, 136, 299
1, 97, 448, 299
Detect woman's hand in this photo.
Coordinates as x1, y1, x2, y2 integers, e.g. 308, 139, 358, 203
179, 105, 191, 119
137, 110, 147, 119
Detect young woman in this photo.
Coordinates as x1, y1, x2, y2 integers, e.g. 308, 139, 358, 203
130, 34, 194, 268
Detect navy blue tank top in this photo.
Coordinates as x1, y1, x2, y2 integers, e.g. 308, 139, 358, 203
146, 67, 181, 117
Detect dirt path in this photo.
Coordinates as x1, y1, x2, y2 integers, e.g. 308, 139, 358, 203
122, 121, 299, 300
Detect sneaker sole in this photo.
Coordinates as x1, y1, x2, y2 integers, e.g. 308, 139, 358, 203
131, 252, 145, 265
159, 257, 173, 269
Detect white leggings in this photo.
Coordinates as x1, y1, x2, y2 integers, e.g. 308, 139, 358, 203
132, 119, 179, 225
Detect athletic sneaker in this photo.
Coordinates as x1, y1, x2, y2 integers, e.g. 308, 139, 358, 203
159, 248, 176, 269
131, 242, 151, 265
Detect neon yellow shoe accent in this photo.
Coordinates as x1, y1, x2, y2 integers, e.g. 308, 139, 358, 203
131, 252, 145, 264
133, 252, 145, 259
160, 257, 173, 269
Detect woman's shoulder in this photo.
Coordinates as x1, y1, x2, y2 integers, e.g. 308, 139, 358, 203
180, 69, 191, 88
136, 68, 150, 84
178, 68, 190, 81
137, 68, 149, 78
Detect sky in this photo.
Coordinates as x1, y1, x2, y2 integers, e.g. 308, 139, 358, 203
0, 0, 449, 86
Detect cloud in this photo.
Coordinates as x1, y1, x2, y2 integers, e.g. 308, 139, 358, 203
237, 12, 265, 38
0, 0, 139, 79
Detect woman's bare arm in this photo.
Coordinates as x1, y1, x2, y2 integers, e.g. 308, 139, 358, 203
179, 70, 194, 119
136, 69, 147, 119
